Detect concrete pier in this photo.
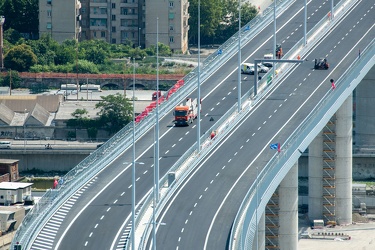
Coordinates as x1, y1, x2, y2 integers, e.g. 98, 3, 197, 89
279, 162, 298, 250
308, 132, 323, 221
335, 94, 353, 225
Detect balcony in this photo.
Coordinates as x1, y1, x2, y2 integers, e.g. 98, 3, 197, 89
90, 25, 107, 31
90, 2, 107, 8
119, 3, 137, 8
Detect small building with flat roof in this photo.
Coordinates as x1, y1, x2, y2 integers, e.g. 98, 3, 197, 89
0, 182, 33, 205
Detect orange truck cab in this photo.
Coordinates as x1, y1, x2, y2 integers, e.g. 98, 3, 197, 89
174, 98, 198, 126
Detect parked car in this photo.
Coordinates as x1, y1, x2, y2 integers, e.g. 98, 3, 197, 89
257, 63, 270, 73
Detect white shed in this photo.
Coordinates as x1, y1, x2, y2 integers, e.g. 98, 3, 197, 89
0, 182, 33, 205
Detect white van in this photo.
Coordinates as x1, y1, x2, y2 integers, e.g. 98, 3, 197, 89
0, 141, 11, 149
241, 63, 255, 74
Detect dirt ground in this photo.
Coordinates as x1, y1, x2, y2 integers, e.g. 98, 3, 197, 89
298, 213, 375, 250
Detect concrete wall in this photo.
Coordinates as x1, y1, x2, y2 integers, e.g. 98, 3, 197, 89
0, 150, 91, 173
21, 76, 179, 91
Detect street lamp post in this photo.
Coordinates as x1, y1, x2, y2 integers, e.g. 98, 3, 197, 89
23, 109, 27, 153
138, 27, 141, 48
0, 16, 5, 71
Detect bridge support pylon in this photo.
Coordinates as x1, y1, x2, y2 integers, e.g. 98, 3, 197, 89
308, 94, 352, 225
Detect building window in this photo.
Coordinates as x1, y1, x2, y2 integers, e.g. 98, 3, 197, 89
169, 13, 174, 19
122, 31, 128, 38
81, 7, 86, 13
47, 22, 52, 29
169, 25, 174, 31
94, 31, 97, 37
112, 38, 116, 43
121, 19, 128, 26
47, 0, 52, 4
112, 15, 116, 21
47, 10, 52, 17
0, 195, 3, 199
169, 36, 174, 43
112, 3, 116, 8
101, 31, 106, 37
169, 1, 174, 8
121, 8, 128, 15
112, 26, 116, 32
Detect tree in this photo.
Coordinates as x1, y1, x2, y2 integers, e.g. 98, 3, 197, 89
54, 46, 75, 65
69, 108, 90, 128
4, 28, 22, 44
216, 1, 258, 43
27, 34, 59, 65
188, 0, 224, 44
95, 94, 133, 134
1, 0, 38, 38
188, 0, 258, 44
0, 70, 21, 89
4, 44, 37, 71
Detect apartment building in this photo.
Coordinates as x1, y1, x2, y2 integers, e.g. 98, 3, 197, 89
39, 0, 81, 42
145, 0, 189, 53
39, 0, 189, 53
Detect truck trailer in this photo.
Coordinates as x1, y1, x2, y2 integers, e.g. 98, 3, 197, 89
174, 98, 198, 126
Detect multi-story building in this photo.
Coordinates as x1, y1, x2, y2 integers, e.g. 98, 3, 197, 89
39, 0, 189, 53
39, 0, 81, 42
145, 0, 189, 53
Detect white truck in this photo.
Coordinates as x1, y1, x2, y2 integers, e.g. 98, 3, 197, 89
174, 98, 198, 126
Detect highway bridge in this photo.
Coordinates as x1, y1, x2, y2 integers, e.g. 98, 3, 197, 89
11, 0, 375, 249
